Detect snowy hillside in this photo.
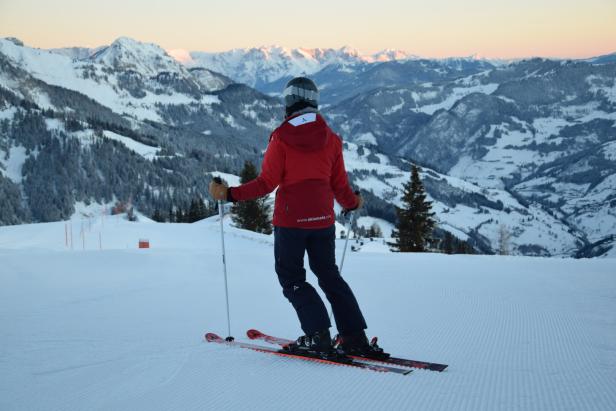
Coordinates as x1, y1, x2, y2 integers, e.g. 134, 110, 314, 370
1, 217, 615, 410
0, 37, 233, 122
327, 59, 616, 256
342, 143, 582, 256
0, 37, 282, 225
91, 37, 187, 78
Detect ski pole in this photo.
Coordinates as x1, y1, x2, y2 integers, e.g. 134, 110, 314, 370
213, 177, 233, 341
339, 190, 361, 277
328, 206, 358, 321
339, 210, 356, 277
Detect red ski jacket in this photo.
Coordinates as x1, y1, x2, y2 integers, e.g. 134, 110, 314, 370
228, 112, 358, 229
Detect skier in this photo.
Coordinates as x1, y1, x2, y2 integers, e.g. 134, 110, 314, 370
209, 77, 386, 359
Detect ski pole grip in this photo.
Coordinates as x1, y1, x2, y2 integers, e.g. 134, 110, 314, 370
343, 191, 362, 216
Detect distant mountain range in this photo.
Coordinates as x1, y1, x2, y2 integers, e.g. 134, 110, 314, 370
1, 36, 614, 257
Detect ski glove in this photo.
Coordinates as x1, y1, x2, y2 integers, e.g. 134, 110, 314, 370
209, 180, 228, 201
354, 193, 364, 210
344, 192, 363, 214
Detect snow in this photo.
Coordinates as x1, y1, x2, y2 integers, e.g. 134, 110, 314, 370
587, 74, 616, 104
438, 223, 470, 241
0, 38, 216, 123
200, 94, 220, 105
532, 117, 570, 144
182, 46, 407, 87
354, 132, 377, 145
0, 39, 118, 108
0, 107, 18, 121
48, 46, 102, 60
571, 195, 616, 243
384, 99, 405, 115
368, 49, 413, 63
356, 216, 395, 237
29, 88, 55, 110
206, 171, 241, 187
603, 141, 616, 161
167, 48, 194, 65
355, 175, 395, 197
45, 118, 65, 131
0, 145, 28, 183
190, 68, 229, 92
1, 218, 616, 410
222, 114, 244, 130
605, 246, 616, 258
91, 37, 186, 78
448, 124, 561, 189
415, 84, 499, 115
241, 101, 278, 129
341, 141, 580, 256
101, 131, 160, 160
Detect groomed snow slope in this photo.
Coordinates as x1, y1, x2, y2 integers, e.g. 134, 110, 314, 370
1, 216, 615, 410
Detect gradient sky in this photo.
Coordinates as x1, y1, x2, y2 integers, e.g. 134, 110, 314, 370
1, 0, 615, 58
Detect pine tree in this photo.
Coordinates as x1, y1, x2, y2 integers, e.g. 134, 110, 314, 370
367, 223, 382, 238
438, 231, 475, 255
175, 207, 184, 223
373, 223, 382, 238
206, 199, 217, 218
188, 199, 199, 223
187, 196, 209, 223
390, 165, 436, 252
231, 161, 272, 234
442, 231, 454, 254
455, 240, 474, 254
196, 197, 208, 220
152, 208, 165, 222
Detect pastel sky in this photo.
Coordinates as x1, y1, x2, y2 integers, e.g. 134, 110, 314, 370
1, 0, 614, 58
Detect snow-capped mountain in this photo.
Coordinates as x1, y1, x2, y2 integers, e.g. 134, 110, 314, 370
326, 58, 616, 256
261, 57, 496, 105
369, 49, 416, 62
90, 37, 188, 78
167, 46, 501, 104
0, 36, 237, 122
169, 45, 412, 88
0, 37, 282, 224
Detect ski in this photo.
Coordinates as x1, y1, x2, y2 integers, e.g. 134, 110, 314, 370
205, 332, 411, 375
246, 329, 448, 372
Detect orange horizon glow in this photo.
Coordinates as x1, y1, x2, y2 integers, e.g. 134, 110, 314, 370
0, 0, 615, 60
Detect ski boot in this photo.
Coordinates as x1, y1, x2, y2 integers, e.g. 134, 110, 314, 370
283, 329, 349, 361
334, 331, 390, 360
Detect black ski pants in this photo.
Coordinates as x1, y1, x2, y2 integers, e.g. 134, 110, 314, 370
274, 225, 367, 335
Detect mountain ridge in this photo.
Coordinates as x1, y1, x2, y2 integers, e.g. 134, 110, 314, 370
1, 36, 614, 257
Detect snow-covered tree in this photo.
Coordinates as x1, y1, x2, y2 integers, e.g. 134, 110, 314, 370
498, 225, 511, 255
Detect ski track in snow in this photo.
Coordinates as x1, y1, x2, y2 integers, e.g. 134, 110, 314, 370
1, 217, 615, 410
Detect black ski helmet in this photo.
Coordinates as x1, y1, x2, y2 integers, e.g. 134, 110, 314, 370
283, 76, 319, 117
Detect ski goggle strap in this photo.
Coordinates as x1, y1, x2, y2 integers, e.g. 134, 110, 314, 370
283, 85, 319, 101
